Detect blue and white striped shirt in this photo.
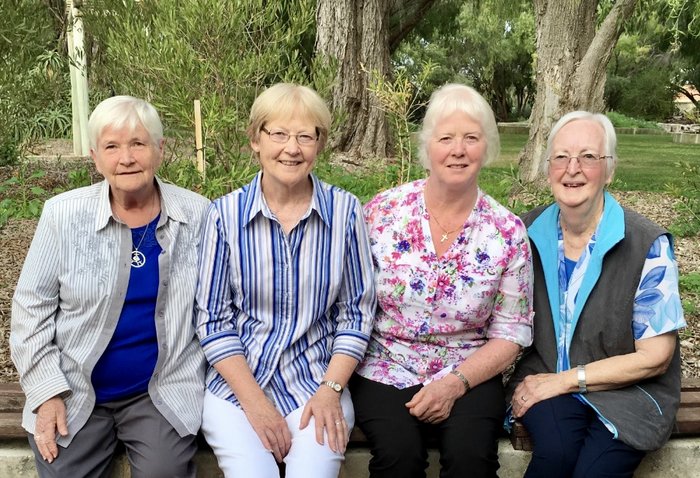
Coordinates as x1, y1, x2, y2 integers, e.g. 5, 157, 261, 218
194, 173, 376, 415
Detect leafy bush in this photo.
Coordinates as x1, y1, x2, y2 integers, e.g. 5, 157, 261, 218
0, 1, 71, 146
605, 112, 662, 130
84, 0, 323, 195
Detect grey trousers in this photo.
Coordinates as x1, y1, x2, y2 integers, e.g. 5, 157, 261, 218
29, 392, 197, 478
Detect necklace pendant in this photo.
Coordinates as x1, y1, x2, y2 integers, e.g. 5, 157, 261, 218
440, 233, 449, 243
131, 250, 146, 268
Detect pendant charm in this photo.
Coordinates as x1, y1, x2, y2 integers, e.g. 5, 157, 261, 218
131, 250, 146, 268
440, 233, 448, 243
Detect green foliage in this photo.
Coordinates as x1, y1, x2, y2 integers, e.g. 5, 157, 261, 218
158, 159, 258, 200
679, 272, 700, 316
0, 139, 20, 167
607, 1, 700, 120
0, 1, 72, 145
367, 61, 437, 184
605, 112, 662, 129
680, 272, 700, 294
394, 0, 535, 122
666, 161, 700, 237
67, 167, 93, 190
0, 164, 49, 228
478, 165, 553, 215
84, 0, 320, 197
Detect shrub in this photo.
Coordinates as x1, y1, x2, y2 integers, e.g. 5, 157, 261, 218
0, 1, 71, 145
605, 112, 662, 130
83, 0, 322, 195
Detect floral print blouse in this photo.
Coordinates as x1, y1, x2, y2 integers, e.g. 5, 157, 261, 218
356, 179, 534, 389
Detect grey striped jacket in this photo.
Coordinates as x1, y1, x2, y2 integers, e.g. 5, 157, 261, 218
10, 178, 209, 446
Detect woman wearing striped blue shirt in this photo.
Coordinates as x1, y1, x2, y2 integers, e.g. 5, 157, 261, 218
194, 83, 376, 478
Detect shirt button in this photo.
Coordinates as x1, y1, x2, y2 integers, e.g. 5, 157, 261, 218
162, 281, 168, 287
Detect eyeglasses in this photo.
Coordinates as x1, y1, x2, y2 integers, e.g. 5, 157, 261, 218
548, 153, 611, 170
260, 127, 318, 146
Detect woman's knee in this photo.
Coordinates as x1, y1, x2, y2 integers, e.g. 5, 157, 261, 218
128, 435, 198, 478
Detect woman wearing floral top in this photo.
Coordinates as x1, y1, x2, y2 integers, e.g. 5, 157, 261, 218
350, 84, 534, 478
507, 112, 685, 478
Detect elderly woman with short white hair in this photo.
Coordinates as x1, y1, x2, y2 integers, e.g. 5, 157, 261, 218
11, 96, 209, 477
350, 83, 534, 478
507, 111, 685, 477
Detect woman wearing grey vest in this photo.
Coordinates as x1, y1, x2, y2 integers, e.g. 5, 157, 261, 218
506, 111, 685, 477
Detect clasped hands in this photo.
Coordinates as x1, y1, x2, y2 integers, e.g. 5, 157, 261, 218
406, 374, 465, 424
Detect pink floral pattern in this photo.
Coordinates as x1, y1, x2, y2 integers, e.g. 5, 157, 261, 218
356, 179, 534, 388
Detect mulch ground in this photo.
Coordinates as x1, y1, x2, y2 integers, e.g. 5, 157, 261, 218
0, 166, 698, 381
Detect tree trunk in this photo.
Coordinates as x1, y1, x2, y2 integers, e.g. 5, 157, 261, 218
518, 0, 638, 183
315, 0, 392, 161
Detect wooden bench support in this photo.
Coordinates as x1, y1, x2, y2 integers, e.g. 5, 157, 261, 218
2, 380, 699, 456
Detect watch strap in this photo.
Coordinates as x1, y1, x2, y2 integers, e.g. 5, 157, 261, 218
322, 380, 343, 393
577, 365, 587, 394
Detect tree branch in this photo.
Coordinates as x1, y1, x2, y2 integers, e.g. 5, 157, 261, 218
576, 0, 638, 108
671, 84, 700, 107
388, 0, 439, 53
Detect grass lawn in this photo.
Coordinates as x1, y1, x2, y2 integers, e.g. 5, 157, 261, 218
493, 132, 700, 192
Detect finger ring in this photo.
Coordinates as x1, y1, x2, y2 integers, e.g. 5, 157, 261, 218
335, 420, 342, 425
521, 395, 527, 402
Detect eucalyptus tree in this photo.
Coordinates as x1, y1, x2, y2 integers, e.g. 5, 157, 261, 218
315, 0, 438, 161
518, 0, 638, 183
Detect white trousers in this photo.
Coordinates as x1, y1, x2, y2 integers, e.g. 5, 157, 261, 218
202, 389, 354, 478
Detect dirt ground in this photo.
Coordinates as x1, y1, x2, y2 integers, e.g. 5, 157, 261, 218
0, 162, 698, 381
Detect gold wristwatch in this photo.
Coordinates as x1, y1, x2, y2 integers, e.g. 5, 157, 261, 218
322, 380, 343, 393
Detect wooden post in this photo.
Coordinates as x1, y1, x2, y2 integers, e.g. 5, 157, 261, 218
66, 0, 90, 156
194, 99, 205, 179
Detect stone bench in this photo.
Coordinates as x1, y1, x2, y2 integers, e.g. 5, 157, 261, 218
1, 381, 700, 477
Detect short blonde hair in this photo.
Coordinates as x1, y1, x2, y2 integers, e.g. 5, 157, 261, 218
418, 84, 500, 169
88, 96, 163, 150
246, 83, 332, 152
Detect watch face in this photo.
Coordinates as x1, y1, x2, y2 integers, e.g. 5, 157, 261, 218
325, 381, 341, 392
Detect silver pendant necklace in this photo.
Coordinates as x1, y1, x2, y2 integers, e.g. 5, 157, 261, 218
130, 223, 150, 268
113, 194, 157, 268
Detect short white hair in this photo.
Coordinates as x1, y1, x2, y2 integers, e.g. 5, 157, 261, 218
543, 111, 617, 174
418, 83, 500, 170
88, 96, 163, 150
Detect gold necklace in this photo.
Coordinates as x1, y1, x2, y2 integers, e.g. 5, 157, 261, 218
428, 209, 462, 243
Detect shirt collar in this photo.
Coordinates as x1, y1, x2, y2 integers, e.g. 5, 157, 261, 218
94, 176, 186, 231
243, 172, 330, 228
